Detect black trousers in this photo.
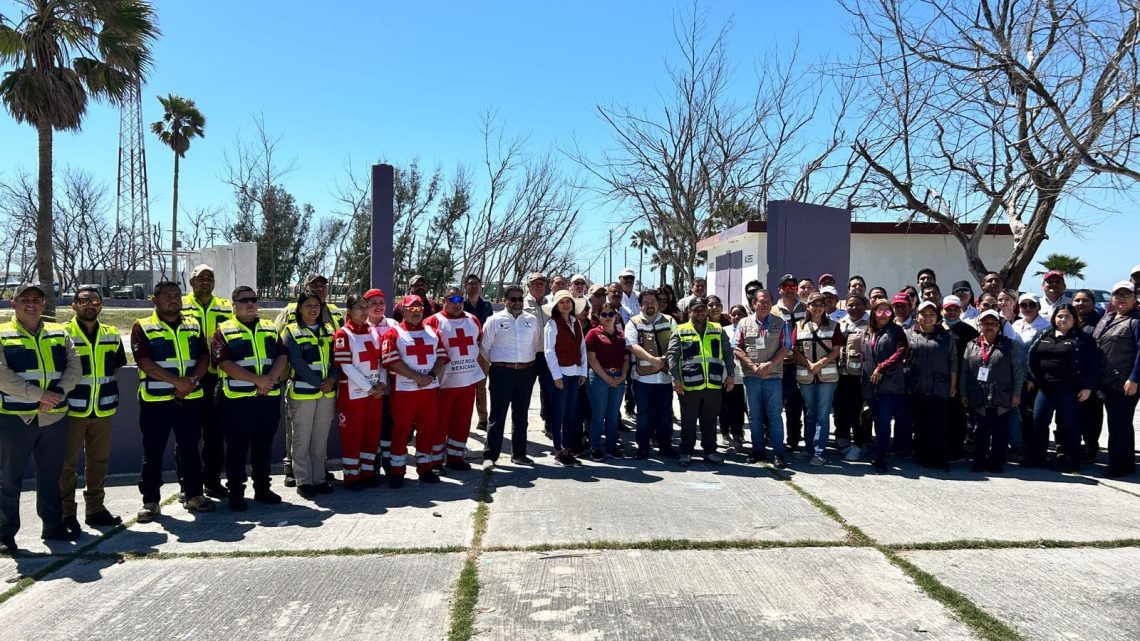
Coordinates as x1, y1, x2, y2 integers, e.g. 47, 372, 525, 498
679, 389, 721, 456
833, 376, 868, 446
535, 355, 552, 428
220, 395, 281, 495
1079, 395, 1103, 452
139, 398, 204, 503
947, 400, 969, 461
0, 414, 67, 537
199, 373, 225, 483
483, 364, 538, 462
718, 384, 746, 440
910, 394, 949, 469
782, 364, 805, 448
971, 408, 1010, 473
1104, 389, 1139, 475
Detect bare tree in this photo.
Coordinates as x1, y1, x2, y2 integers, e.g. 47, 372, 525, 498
51, 167, 113, 290
574, 3, 859, 288
0, 172, 38, 291
842, 0, 1140, 286
180, 205, 225, 250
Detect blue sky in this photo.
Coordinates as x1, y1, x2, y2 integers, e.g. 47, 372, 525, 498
1, 0, 1135, 289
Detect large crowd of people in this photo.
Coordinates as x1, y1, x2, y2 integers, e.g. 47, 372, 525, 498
1, 261, 1139, 555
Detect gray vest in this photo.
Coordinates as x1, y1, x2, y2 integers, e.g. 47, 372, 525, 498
1093, 311, 1140, 390
961, 337, 1017, 411
904, 327, 956, 398
736, 314, 786, 379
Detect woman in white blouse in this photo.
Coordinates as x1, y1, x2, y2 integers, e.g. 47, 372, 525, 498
542, 290, 588, 466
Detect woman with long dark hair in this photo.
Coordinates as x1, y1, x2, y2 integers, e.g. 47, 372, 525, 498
659, 284, 683, 322
1026, 304, 1098, 471
1072, 289, 1105, 460
862, 299, 908, 474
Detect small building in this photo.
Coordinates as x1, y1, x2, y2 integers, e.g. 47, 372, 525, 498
696, 202, 1013, 309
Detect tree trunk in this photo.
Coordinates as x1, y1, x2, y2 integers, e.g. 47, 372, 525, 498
171, 151, 180, 284
36, 121, 56, 317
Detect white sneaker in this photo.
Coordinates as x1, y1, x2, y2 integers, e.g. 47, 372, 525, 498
845, 445, 863, 461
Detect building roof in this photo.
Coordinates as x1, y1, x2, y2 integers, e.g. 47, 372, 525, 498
695, 219, 1014, 251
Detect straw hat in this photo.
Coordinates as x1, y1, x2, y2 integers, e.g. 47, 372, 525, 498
542, 289, 588, 316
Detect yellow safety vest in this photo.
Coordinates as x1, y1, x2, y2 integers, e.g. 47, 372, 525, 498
675, 321, 726, 391
136, 312, 205, 402
182, 293, 233, 374
66, 319, 123, 417
285, 321, 336, 400
217, 318, 282, 399
0, 319, 70, 415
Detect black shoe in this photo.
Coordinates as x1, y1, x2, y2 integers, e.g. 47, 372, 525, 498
253, 489, 283, 504
510, 455, 533, 465
476, 420, 487, 431
634, 450, 650, 461
204, 483, 229, 499
591, 449, 605, 462
42, 525, 81, 542
419, 471, 442, 484
0, 535, 16, 554
659, 446, 679, 459
363, 475, 385, 488
607, 448, 626, 460
315, 482, 335, 494
773, 454, 788, 470
446, 460, 473, 472
746, 451, 765, 465
873, 456, 888, 474
84, 510, 122, 528
283, 476, 297, 488
63, 515, 82, 535
345, 481, 366, 492
297, 484, 318, 499
326, 471, 335, 482
229, 495, 248, 512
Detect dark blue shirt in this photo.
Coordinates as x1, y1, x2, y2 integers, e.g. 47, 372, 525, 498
464, 297, 494, 326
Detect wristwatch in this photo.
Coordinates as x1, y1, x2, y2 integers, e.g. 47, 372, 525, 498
189, 375, 200, 387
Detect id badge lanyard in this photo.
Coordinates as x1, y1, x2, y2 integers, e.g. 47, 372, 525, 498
977, 338, 994, 382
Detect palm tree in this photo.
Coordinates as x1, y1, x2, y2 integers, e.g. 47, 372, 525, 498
1034, 253, 1087, 280
0, 0, 159, 314
151, 94, 205, 279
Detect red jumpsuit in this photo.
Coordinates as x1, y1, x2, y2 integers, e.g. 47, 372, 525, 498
333, 320, 385, 486
380, 322, 448, 476
424, 311, 485, 464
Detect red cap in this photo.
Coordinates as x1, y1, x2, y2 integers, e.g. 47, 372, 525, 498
818, 273, 835, 283
1042, 270, 1065, 284
363, 288, 385, 299
400, 294, 424, 309
891, 292, 911, 305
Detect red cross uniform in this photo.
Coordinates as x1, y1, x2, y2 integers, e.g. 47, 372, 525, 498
381, 322, 449, 476
424, 312, 485, 464
333, 322, 386, 486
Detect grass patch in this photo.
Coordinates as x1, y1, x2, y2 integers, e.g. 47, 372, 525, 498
77, 545, 466, 563
890, 538, 1140, 552
767, 469, 874, 547
483, 538, 850, 553
447, 467, 492, 641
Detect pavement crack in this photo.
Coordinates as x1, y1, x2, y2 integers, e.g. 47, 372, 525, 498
447, 466, 491, 641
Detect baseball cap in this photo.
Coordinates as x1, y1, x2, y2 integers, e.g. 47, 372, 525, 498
305, 273, 329, 285
806, 292, 825, 305
1018, 292, 1040, 305
688, 296, 710, 309
916, 300, 938, 313
190, 264, 214, 278
570, 273, 587, 284
526, 271, 546, 284
779, 273, 797, 287
400, 294, 424, 308
589, 284, 606, 296
1130, 265, 1140, 276
12, 284, 45, 299
977, 309, 1002, 323
408, 274, 426, 285
1108, 277, 1135, 291
818, 273, 835, 284
819, 285, 838, 296
942, 295, 962, 309
619, 267, 635, 278
363, 288, 385, 299
951, 280, 972, 293
1042, 270, 1065, 284
891, 292, 911, 305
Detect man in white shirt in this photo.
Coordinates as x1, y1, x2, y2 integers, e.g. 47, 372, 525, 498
619, 267, 640, 319
486, 284, 541, 466
625, 289, 677, 459
523, 272, 553, 435
677, 277, 707, 318
1039, 270, 1072, 320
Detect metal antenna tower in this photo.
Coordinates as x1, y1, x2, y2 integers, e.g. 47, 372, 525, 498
114, 78, 152, 283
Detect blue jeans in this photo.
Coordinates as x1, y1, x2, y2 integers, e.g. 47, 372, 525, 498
743, 377, 785, 455
799, 382, 837, 456
632, 380, 672, 453
1031, 388, 1079, 466
586, 371, 624, 452
869, 393, 906, 460
549, 375, 582, 451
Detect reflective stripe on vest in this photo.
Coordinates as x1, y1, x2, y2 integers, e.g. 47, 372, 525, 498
182, 294, 233, 373
286, 322, 335, 399
218, 318, 282, 398
675, 321, 726, 391
136, 313, 205, 402
66, 318, 122, 417
0, 320, 71, 415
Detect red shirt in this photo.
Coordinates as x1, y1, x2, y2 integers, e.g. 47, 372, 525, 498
585, 326, 628, 372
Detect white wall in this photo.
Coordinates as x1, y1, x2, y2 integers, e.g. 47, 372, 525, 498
182, 242, 258, 297
704, 231, 1011, 300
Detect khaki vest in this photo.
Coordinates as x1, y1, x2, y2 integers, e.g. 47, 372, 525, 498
736, 314, 785, 379
630, 313, 673, 376
795, 318, 840, 384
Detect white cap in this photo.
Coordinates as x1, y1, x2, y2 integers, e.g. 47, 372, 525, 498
1017, 292, 1039, 305
619, 267, 635, 278
977, 309, 1002, 323
916, 300, 938, 313
1111, 280, 1136, 294
942, 295, 962, 309
1130, 265, 1140, 276
190, 264, 214, 278
570, 274, 587, 284
819, 285, 839, 296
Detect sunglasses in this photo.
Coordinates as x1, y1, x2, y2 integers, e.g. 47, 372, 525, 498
874, 309, 893, 316
572, 281, 586, 286
1019, 302, 1037, 308
446, 295, 464, 303
621, 276, 634, 281
234, 296, 258, 304
599, 311, 618, 318
781, 284, 797, 291
506, 296, 524, 303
